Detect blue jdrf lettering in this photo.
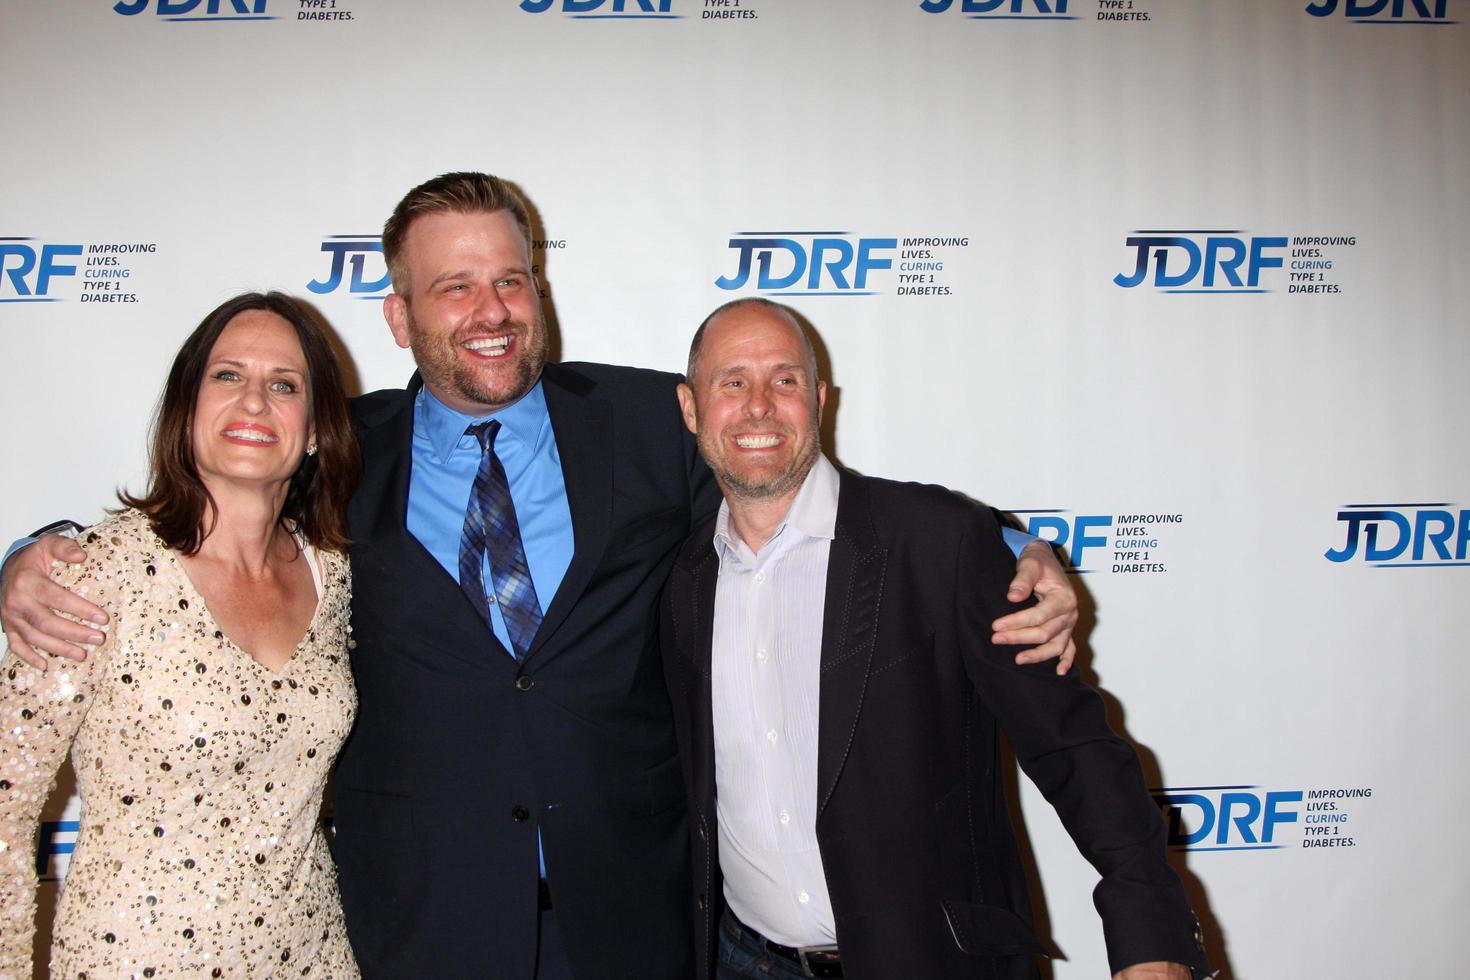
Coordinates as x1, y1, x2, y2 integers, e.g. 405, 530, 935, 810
0, 243, 83, 296
1325, 508, 1470, 563
114, 0, 268, 14
1305, 0, 1447, 18
1114, 236, 1287, 289
920, 0, 1068, 13
1024, 514, 1110, 570
520, 0, 672, 12
307, 241, 392, 295
716, 237, 896, 292
1154, 791, 1301, 847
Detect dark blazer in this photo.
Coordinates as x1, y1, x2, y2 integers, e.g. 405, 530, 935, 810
333, 362, 719, 978
661, 467, 1208, 980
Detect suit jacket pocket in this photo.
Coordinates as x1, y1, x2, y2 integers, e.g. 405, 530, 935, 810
333, 785, 415, 841
941, 899, 1047, 957
871, 629, 932, 674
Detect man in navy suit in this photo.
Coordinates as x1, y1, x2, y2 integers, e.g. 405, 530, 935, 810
1, 174, 1081, 978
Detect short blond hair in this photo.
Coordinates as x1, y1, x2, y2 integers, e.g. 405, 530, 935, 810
381, 172, 534, 293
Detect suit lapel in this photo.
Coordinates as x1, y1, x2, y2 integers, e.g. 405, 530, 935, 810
672, 529, 720, 809
816, 470, 887, 816
353, 375, 515, 669
355, 379, 420, 549
526, 363, 612, 661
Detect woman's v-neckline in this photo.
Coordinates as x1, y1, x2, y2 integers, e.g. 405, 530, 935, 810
171, 542, 325, 676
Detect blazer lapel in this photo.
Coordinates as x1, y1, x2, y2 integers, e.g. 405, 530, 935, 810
526, 363, 613, 661
355, 379, 420, 549
672, 528, 720, 810
816, 470, 886, 816
352, 375, 515, 670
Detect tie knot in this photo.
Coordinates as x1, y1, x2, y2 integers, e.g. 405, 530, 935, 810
466, 419, 502, 453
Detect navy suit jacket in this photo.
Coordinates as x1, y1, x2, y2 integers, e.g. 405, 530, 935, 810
333, 362, 719, 978
660, 466, 1209, 980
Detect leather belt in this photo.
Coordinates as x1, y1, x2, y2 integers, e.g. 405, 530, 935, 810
729, 911, 842, 978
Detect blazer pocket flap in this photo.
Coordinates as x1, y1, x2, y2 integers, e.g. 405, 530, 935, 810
941, 899, 1047, 957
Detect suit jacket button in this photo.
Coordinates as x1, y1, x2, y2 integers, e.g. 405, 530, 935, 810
515, 675, 535, 692
697, 823, 708, 842
511, 805, 530, 822
696, 894, 707, 912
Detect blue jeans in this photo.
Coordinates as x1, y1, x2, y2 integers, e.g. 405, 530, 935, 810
717, 909, 828, 979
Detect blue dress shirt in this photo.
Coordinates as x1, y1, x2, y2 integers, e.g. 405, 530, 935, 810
406, 381, 574, 658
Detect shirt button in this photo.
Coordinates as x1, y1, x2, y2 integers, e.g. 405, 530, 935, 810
778, 809, 790, 825
487, 595, 497, 605
797, 890, 810, 904
756, 649, 769, 664
754, 571, 765, 584
766, 729, 778, 744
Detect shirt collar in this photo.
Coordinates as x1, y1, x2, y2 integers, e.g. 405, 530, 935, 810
414, 379, 551, 461
713, 454, 840, 559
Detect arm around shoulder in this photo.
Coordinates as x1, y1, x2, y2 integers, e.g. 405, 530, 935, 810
1, 531, 107, 669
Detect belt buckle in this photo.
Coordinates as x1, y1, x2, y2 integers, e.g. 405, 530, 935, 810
797, 944, 841, 978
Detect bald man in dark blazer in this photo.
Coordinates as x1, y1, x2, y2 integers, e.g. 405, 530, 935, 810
662, 298, 1209, 980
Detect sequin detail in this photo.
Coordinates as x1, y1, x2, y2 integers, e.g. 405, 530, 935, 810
0, 509, 359, 976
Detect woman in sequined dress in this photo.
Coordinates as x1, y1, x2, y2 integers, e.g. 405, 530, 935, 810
0, 292, 363, 978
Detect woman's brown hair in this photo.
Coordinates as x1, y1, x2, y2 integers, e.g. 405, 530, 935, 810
120, 292, 361, 554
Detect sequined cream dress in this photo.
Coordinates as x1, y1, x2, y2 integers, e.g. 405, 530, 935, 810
0, 509, 359, 979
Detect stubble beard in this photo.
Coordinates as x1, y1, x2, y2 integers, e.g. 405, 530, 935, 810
702, 405, 823, 503
407, 306, 549, 412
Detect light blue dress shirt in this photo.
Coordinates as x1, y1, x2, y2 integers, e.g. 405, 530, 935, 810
406, 381, 574, 657
1000, 525, 1030, 557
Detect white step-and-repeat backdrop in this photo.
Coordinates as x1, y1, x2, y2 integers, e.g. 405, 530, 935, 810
3, 1, 1467, 976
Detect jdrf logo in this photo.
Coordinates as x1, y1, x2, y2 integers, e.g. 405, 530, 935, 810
520, 0, 677, 16
1325, 503, 1470, 567
920, 0, 1072, 16
716, 234, 896, 296
307, 237, 391, 299
1306, 0, 1454, 23
1012, 510, 1110, 571
115, 0, 273, 18
1114, 232, 1287, 293
1152, 786, 1301, 851
0, 239, 82, 302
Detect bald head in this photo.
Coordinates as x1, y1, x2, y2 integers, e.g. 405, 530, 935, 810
686, 298, 817, 387
677, 299, 827, 507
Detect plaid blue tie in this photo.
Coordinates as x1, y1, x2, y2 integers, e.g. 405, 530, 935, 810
459, 420, 543, 659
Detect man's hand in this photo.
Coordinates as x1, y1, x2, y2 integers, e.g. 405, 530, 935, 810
1113, 962, 1192, 980
992, 540, 1079, 674
0, 534, 106, 670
